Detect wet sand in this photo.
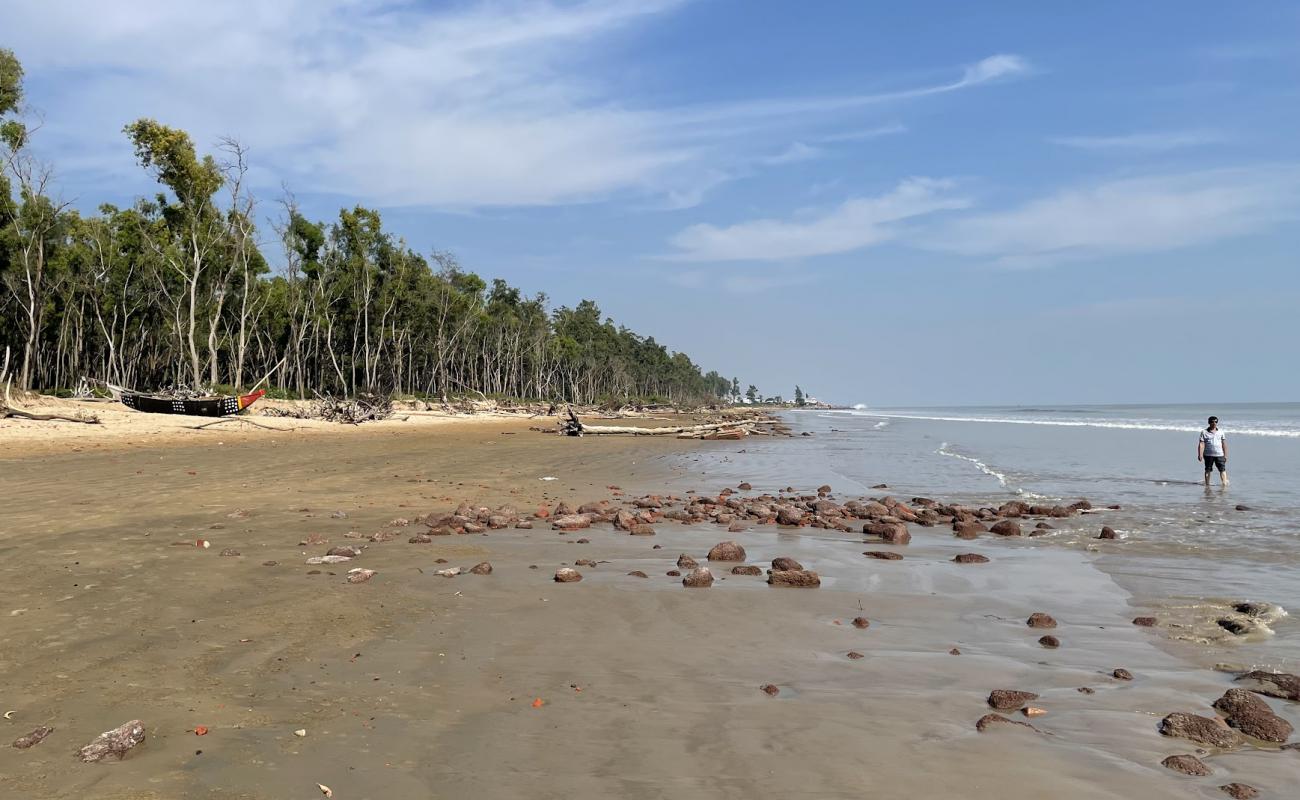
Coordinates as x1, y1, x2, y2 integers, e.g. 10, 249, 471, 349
2, 418, 1297, 798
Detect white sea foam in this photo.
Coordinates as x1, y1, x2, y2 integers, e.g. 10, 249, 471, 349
936, 442, 1016, 492
831, 410, 1300, 438
873, 420, 889, 429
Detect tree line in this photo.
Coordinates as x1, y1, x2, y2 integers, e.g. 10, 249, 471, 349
0, 49, 737, 405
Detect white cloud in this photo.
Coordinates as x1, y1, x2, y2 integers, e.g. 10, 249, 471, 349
668, 178, 970, 261
1051, 130, 1225, 152
929, 166, 1300, 266
3, 2, 1029, 208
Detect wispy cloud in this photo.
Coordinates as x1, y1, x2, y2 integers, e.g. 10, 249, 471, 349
927, 166, 1300, 266
666, 269, 815, 294
4, 2, 1028, 210
1050, 130, 1225, 152
668, 178, 970, 261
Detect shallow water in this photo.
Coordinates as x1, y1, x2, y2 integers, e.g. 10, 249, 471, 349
677, 404, 1300, 670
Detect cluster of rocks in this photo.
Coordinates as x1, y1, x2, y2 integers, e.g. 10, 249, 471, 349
391, 490, 1101, 547
551, 547, 822, 589
1153, 672, 1298, 790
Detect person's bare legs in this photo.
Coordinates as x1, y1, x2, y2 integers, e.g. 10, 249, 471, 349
1221, 470, 1229, 487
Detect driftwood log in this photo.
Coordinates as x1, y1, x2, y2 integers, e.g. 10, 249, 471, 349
553, 407, 788, 438
1, 364, 101, 425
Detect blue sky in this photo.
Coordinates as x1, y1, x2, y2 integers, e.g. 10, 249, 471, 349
7, 0, 1300, 405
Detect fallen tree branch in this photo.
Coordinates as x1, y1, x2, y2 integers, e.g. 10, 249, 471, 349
2, 378, 101, 424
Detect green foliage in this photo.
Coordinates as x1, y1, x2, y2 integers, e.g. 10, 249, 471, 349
0, 48, 22, 116
794, 385, 805, 406
1, 68, 740, 402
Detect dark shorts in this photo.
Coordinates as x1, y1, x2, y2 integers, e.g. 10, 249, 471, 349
1204, 455, 1227, 473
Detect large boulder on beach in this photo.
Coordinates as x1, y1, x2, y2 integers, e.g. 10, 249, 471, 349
1215, 689, 1293, 742
1235, 670, 1300, 701
768, 569, 821, 587
554, 568, 583, 583
707, 541, 747, 561
989, 520, 1022, 536
988, 689, 1039, 710
682, 567, 714, 587
776, 507, 805, 526
863, 522, 910, 544
771, 557, 803, 571
1219, 783, 1260, 799
628, 524, 656, 536
677, 554, 699, 569
953, 521, 986, 539
1098, 526, 1118, 539
731, 565, 762, 576
551, 514, 591, 531
1026, 612, 1057, 629
78, 720, 146, 763
1161, 754, 1212, 776
1159, 712, 1243, 748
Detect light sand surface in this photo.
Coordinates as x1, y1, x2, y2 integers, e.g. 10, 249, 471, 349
1, 418, 1296, 798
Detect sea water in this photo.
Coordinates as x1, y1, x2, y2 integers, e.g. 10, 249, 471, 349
681, 403, 1300, 670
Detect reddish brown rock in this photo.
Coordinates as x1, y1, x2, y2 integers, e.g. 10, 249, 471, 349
1161, 754, 1212, 776
863, 551, 903, 560
554, 568, 583, 583
12, 726, 53, 750
627, 570, 648, 578
666, 570, 680, 577
953, 521, 985, 539
760, 683, 779, 696
989, 520, 1022, 536
771, 557, 804, 571
1112, 668, 1134, 681
738, 482, 753, 491
846, 651, 865, 660
551, 514, 591, 531
1220, 783, 1259, 799
1235, 670, 1300, 701
988, 689, 1040, 710
731, 565, 762, 576
953, 553, 989, 564
852, 617, 870, 629
776, 507, 806, 526
78, 720, 146, 763
949, 648, 961, 655
1215, 689, 1294, 742
1159, 712, 1242, 748
408, 533, 433, 544
326, 545, 362, 558
1132, 616, 1157, 627
469, 561, 493, 575
1038, 635, 1060, 648
707, 541, 747, 561
1026, 612, 1057, 629
768, 569, 821, 587
1098, 526, 1118, 540
677, 554, 699, 569
574, 559, 597, 567
682, 567, 715, 587
975, 713, 1038, 733
627, 524, 655, 536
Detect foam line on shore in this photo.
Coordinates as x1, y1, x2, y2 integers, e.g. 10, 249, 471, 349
834, 411, 1300, 438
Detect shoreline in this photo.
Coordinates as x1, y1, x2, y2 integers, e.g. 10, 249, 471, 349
2, 413, 1297, 798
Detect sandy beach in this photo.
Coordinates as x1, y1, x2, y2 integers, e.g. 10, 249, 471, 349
2, 407, 1297, 799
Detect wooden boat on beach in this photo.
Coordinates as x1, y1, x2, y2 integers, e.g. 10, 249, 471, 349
107, 384, 266, 417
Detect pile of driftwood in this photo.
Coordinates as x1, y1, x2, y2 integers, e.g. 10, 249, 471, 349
264, 393, 394, 424
0, 348, 100, 425
543, 407, 791, 439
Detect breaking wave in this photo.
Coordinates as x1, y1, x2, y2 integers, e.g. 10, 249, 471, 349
834, 411, 1300, 439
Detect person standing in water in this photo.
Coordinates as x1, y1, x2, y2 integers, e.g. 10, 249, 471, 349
1198, 415, 1229, 486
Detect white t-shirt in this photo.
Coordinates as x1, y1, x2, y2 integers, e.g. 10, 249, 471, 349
1200, 428, 1226, 457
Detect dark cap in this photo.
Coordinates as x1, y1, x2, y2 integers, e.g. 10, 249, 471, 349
1208, 416, 1218, 423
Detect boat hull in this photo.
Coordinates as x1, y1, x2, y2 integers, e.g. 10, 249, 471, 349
120, 389, 266, 417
